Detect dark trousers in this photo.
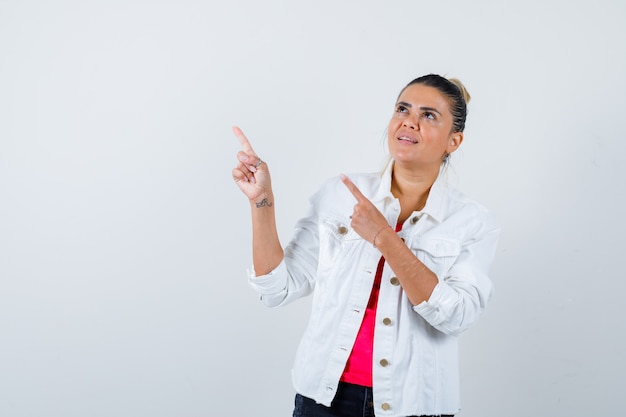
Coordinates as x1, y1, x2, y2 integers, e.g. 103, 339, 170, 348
292, 381, 454, 417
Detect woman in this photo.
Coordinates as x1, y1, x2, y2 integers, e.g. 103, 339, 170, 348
232, 74, 500, 417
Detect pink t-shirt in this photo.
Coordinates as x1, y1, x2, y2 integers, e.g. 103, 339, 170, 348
340, 223, 403, 387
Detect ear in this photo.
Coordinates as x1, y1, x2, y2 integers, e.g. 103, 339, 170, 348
447, 132, 464, 154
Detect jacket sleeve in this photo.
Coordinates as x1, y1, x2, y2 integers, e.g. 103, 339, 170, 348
247, 186, 325, 308
412, 209, 501, 335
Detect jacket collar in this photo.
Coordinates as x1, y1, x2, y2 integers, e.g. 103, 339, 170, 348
373, 159, 448, 223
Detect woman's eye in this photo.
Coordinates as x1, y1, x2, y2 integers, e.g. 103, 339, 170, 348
422, 112, 435, 120
396, 105, 408, 113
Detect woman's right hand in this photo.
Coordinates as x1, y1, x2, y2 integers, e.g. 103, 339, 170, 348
231, 126, 272, 202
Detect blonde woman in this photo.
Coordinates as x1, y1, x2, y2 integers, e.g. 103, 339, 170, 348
232, 74, 500, 417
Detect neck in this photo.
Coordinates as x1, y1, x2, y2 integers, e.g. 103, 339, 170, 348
391, 161, 440, 211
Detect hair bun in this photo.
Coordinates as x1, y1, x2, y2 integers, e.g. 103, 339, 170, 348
448, 78, 471, 104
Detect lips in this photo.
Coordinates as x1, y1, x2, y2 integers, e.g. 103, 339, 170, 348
398, 134, 418, 144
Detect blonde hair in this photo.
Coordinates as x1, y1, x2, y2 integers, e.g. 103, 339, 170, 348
448, 78, 471, 105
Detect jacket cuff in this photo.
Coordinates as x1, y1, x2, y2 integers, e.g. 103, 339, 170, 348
247, 260, 288, 295
412, 282, 456, 326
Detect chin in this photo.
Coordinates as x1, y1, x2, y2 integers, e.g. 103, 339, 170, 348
389, 149, 417, 163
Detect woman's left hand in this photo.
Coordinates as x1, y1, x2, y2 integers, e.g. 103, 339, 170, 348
341, 174, 391, 245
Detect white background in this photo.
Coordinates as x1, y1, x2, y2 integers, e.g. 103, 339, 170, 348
1, 1, 625, 416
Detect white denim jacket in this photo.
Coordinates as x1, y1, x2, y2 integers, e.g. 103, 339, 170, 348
248, 161, 500, 416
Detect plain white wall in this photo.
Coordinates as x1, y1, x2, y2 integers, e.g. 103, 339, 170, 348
1, 0, 625, 416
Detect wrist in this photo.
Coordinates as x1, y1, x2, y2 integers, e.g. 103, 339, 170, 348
251, 193, 275, 209
372, 225, 392, 248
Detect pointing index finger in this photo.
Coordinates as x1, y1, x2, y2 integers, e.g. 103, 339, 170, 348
340, 174, 367, 202
232, 126, 256, 155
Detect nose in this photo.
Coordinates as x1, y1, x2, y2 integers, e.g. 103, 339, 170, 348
402, 118, 419, 130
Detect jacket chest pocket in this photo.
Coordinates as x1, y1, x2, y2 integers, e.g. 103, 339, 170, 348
318, 216, 359, 272
409, 237, 461, 279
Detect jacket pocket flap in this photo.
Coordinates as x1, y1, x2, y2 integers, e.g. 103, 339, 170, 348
411, 237, 460, 257
321, 216, 358, 240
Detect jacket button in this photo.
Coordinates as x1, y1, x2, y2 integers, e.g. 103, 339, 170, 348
379, 358, 389, 367
382, 317, 392, 326
389, 277, 400, 286
338, 226, 348, 235
410, 215, 419, 225
381, 402, 391, 411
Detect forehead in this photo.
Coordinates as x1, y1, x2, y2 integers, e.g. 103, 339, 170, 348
397, 84, 451, 111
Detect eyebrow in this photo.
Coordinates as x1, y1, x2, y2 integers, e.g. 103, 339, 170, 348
397, 101, 442, 115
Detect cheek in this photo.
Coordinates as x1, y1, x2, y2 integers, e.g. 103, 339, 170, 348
386, 126, 396, 148
387, 118, 400, 137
